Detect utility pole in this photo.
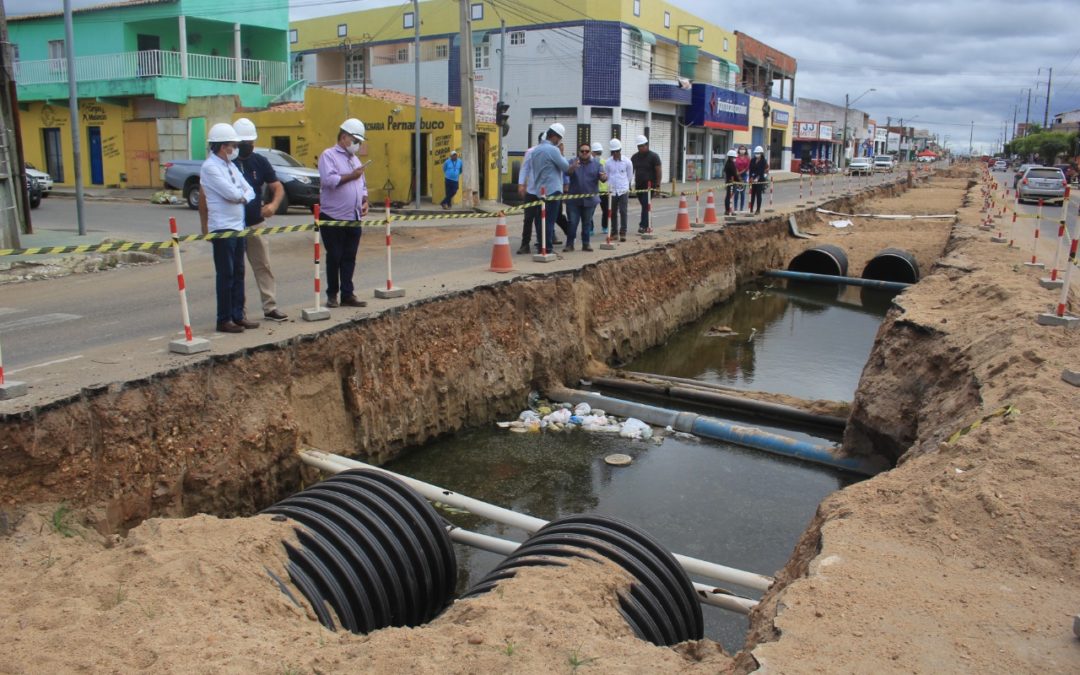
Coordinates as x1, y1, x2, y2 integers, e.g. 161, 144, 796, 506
885, 116, 891, 156
458, 0, 478, 208
0, 0, 24, 247
63, 0, 86, 236
968, 120, 974, 157
1043, 67, 1052, 129
1024, 88, 1031, 134
841, 93, 849, 170
496, 19, 506, 182
413, 0, 421, 209
1011, 104, 1018, 144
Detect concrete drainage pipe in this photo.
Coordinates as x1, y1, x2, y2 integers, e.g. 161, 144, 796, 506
263, 469, 457, 633
462, 514, 703, 646
788, 244, 850, 277
862, 248, 921, 284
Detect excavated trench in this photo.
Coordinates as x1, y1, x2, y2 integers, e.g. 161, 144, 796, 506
0, 173, 967, 668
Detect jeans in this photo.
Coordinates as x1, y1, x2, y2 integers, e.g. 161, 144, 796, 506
636, 189, 651, 230
750, 182, 766, 213
564, 201, 596, 247
521, 193, 539, 248
734, 172, 748, 211
598, 192, 610, 231
724, 184, 735, 214
535, 192, 561, 252
441, 178, 459, 207
609, 193, 629, 236
211, 236, 247, 324
320, 217, 362, 299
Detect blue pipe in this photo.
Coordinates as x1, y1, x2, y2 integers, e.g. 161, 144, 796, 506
547, 388, 883, 477
765, 269, 911, 292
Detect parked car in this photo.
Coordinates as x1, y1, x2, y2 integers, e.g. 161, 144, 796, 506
847, 157, 873, 175
1017, 166, 1068, 205
24, 163, 53, 196
873, 155, 894, 172
992, 160, 1008, 171
25, 174, 41, 209
1052, 164, 1078, 185
163, 148, 320, 212
1012, 163, 1040, 189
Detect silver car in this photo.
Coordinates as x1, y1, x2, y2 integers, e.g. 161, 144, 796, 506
1017, 166, 1068, 205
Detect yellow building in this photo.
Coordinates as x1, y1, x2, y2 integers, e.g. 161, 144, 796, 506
238, 86, 499, 205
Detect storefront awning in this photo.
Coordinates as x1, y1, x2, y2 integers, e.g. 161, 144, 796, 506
719, 58, 740, 73
632, 27, 657, 45
472, 30, 488, 47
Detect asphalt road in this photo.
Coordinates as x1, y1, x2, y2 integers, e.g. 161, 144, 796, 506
1, 171, 905, 376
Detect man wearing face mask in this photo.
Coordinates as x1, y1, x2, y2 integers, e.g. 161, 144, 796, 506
317, 118, 369, 308
200, 118, 288, 322
199, 123, 256, 333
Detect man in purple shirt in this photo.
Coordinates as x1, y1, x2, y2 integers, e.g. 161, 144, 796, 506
317, 118, 369, 308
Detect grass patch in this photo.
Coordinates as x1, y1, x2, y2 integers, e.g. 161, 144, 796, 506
50, 505, 75, 538
568, 645, 598, 671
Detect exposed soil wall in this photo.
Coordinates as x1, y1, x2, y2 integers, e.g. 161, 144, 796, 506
0, 212, 817, 533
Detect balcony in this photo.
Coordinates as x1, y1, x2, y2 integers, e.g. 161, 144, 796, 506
14, 50, 288, 105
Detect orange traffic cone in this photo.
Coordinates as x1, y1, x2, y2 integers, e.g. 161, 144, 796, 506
674, 193, 692, 232
489, 213, 514, 273
703, 190, 719, 224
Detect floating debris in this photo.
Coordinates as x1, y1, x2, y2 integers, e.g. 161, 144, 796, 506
604, 454, 633, 467
704, 325, 738, 338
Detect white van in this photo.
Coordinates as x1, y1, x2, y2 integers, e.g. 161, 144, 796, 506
873, 156, 895, 172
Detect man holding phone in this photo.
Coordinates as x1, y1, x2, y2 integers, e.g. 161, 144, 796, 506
317, 118, 370, 308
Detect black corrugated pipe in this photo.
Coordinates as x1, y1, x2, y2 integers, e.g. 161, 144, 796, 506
788, 244, 850, 277
462, 514, 703, 646
862, 248, 921, 284
262, 468, 457, 633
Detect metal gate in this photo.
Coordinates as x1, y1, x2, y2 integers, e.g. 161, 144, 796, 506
650, 113, 675, 185
590, 109, 613, 149
621, 110, 646, 149
530, 108, 578, 146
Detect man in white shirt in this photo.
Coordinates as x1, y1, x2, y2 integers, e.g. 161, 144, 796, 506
604, 138, 634, 242
199, 123, 256, 334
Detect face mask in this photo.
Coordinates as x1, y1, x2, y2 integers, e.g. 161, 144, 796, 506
238, 142, 255, 158
349, 142, 360, 154
227, 147, 239, 161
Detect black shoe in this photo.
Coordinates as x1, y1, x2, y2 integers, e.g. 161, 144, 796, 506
325, 296, 339, 308
237, 318, 260, 329
563, 244, 574, 252
517, 244, 531, 255
216, 321, 243, 333
582, 244, 594, 252
264, 309, 288, 322
619, 235, 627, 242
341, 295, 368, 308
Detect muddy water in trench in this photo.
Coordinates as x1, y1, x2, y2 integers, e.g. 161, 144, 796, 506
387, 280, 890, 652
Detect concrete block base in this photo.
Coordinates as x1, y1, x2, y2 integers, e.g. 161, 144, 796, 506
1039, 277, 1065, 290
532, 252, 557, 263
374, 287, 406, 299
599, 242, 616, 250
1024, 262, 1046, 269
0, 381, 28, 400
1036, 312, 1080, 328
301, 308, 331, 322
691, 222, 706, 228
990, 236, 1007, 243
641, 232, 657, 240
168, 338, 210, 355
1062, 369, 1080, 388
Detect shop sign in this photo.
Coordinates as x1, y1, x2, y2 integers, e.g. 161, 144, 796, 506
795, 121, 817, 140
818, 124, 834, 140
771, 109, 789, 127
685, 83, 749, 131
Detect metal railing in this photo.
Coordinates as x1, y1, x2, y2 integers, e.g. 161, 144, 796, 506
14, 49, 288, 97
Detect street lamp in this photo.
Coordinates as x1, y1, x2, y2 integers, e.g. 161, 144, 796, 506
840, 88, 875, 169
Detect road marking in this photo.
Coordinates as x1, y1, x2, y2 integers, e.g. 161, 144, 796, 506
7, 354, 84, 375
0, 313, 82, 333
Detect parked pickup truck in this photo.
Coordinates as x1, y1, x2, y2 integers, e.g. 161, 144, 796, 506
162, 148, 321, 213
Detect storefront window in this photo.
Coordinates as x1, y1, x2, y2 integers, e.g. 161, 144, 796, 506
711, 132, 730, 179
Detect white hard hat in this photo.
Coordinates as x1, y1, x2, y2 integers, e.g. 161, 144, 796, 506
207, 123, 240, 143
635, 135, 649, 146
727, 149, 737, 157
591, 141, 603, 153
608, 138, 622, 152
754, 146, 764, 154
341, 117, 366, 141
233, 118, 257, 141
548, 122, 566, 138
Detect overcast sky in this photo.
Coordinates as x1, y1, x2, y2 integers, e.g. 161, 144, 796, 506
8, 0, 1078, 154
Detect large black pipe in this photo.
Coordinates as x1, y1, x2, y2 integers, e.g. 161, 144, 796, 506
594, 374, 848, 432
788, 244, 849, 277
862, 248, 921, 284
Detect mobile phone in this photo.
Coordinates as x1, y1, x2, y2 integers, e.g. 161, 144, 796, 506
361, 160, 373, 168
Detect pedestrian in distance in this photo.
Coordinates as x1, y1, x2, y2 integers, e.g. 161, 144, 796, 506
199, 123, 257, 334
232, 118, 288, 322
734, 145, 750, 211
528, 123, 571, 253
722, 149, 739, 215
604, 138, 634, 242
565, 142, 604, 251
749, 145, 769, 215
631, 135, 662, 233
591, 141, 609, 235
317, 117, 370, 308
440, 150, 462, 209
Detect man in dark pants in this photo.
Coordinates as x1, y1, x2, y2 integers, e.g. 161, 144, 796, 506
317, 118, 370, 308
631, 134, 662, 233
516, 133, 544, 254
440, 150, 462, 209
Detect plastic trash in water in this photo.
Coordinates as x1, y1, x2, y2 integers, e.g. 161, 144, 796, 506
573, 402, 592, 416
619, 418, 652, 440
543, 408, 572, 425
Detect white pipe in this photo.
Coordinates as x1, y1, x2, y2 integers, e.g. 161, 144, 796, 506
444, 525, 755, 614
300, 449, 774, 592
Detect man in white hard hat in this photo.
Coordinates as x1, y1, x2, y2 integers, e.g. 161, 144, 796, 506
604, 138, 634, 242
748, 145, 769, 215
229, 118, 288, 321
591, 141, 609, 235
440, 150, 462, 209
630, 134, 662, 234
722, 149, 739, 215
528, 122, 570, 253
199, 122, 257, 333
317, 118, 369, 308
